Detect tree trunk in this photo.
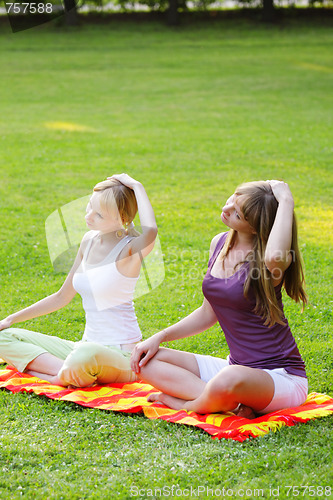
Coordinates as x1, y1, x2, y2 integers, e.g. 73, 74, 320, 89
167, 0, 180, 25
262, 0, 275, 22
63, 0, 79, 25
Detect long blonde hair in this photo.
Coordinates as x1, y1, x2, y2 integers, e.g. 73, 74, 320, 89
220, 181, 307, 326
93, 179, 140, 237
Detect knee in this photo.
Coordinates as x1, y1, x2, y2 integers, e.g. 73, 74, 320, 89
207, 366, 246, 399
57, 344, 102, 387
154, 347, 168, 360
139, 347, 169, 375
58, 343, 134, 387
58, 344, 101, 384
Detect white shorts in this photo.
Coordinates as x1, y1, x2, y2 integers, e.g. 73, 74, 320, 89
194, 353, 308, 415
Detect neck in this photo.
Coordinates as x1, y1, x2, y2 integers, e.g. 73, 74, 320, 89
233, 231, 255, 249
98, 228, 125, 245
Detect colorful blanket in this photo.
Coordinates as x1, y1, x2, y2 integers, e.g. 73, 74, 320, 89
0, 366, 332, 442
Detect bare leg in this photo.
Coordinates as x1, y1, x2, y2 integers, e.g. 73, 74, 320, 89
140, 349, 273, 416
25, 353, 64, 385
140, 347, 205, 401
26, 352, 64, 374
25, 370, 64, 385
166, 365, 275, 414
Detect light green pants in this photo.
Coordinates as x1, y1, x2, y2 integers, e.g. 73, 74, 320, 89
0, 327, 137, 387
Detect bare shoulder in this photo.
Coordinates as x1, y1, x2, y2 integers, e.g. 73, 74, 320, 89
81, 230, 96, 243
79, 231, 96, 254
209, 232, 227, 256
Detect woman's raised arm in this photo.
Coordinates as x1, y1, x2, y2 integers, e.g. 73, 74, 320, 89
265, 180, 294, 279
108, 174, 158, 258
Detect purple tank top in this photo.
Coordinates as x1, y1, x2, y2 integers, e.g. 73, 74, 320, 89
202, 232, 306, 378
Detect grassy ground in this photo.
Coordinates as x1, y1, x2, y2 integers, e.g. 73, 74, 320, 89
0, 17, 332, 499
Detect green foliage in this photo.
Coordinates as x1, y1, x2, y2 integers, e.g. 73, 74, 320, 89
0, 20, 332, 499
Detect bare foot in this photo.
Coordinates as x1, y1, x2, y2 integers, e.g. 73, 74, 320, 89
233, 404, 257, 419
147, 392, 163, 402
147, 392, 189, 411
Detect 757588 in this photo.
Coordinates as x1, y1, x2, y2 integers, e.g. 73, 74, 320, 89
5, 3, 54, 13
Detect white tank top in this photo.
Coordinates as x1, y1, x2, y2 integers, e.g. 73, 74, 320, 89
72, 233, 142, 346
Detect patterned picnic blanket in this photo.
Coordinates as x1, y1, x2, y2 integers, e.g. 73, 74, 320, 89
0, 366, 332, 442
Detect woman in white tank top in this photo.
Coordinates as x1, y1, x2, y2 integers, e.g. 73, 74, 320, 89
0, 174, 158, 388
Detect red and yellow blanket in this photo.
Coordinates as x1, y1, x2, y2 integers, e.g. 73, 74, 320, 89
1, 366, 332, 442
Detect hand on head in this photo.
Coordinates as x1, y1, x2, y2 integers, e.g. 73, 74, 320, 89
266, 180, 294, 204
107, 174, 141, 190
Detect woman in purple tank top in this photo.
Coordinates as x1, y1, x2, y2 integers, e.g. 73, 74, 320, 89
131, 180, 308, 416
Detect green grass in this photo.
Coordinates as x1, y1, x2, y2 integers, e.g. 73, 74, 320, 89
0, 17, 332, 499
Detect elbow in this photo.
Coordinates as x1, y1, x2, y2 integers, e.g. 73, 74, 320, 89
144, 226, 158, 245
201, 300, 218, 326
150, 226, 158, 238
55, 289, 74, 308
265, 250, 292, 276
138, 226, 158, 258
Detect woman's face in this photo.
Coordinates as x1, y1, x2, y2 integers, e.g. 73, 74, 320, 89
221, 194, 255, 235
85, 192, 122, 233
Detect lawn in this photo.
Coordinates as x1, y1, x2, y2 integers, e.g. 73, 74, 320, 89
0, 16, 332, 499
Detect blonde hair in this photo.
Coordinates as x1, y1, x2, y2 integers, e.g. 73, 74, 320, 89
93, 179, 140, 237
220, 180, 307, 326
